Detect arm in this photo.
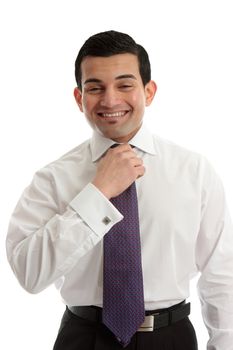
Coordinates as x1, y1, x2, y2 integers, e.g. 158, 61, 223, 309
6, 144, 144, 294
6, 166, 123, 294
196, 158, 233, 349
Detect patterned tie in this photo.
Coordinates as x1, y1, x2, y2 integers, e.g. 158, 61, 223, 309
102, 150, 145, 347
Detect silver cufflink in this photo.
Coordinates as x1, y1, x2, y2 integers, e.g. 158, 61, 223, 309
102, 216, 111, 225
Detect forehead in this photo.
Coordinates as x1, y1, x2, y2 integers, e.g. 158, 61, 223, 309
80, 53, 141, 82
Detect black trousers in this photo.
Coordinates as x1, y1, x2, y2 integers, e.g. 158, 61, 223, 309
53, 307, 198, 350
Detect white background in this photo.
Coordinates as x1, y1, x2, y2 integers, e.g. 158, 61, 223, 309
1, 0, 233, 349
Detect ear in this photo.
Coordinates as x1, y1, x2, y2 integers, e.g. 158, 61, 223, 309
74, 87, 83, 112
145, 80, 157, 106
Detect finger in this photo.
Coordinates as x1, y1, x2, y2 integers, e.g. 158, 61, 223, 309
135, 165, 145, 178
130, 158, 143, 167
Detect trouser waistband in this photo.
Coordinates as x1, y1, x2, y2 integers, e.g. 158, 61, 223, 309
68, 301, 190, 332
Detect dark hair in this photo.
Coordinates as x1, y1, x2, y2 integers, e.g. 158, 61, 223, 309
75, 30, 151, 89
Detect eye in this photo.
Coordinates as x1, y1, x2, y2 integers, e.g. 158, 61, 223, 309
119, 84, 133, 90
87, 86, 103, 94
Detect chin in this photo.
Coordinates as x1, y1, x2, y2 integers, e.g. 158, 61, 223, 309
98, 129, 123, 140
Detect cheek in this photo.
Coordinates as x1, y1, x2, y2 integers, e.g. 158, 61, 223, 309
130, 91, 146, 107
82, 96, 95, 114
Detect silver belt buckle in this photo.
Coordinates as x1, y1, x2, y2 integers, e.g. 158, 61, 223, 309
137, 314, 157, 332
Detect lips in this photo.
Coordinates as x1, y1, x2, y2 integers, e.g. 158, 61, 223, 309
97, 110, 130, 118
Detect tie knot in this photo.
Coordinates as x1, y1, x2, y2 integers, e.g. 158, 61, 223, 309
111, 144, 135, 149
110, 144, 120, 149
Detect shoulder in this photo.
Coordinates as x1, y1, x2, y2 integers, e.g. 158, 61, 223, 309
152, 134, 217, 180
32, 138, 91, 182
152, 134, 202, 163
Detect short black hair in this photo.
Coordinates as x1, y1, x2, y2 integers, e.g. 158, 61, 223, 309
75, 30, 151, 89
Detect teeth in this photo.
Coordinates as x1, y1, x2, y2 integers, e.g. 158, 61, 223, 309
101, 111, 127, 117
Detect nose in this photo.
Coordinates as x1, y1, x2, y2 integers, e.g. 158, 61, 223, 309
99, 87, 121, 108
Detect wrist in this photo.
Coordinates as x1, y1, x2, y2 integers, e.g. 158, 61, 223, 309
91, 181, 112, 200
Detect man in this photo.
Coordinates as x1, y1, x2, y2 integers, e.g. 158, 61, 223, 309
6, 30, 233, 349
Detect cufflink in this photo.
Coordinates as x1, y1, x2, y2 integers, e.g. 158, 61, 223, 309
103, 216, 111, 225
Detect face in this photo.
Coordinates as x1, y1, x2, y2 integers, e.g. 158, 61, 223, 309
74, 53, 157, 143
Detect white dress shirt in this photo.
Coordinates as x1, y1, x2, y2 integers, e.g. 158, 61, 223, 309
6, 123, 233, 349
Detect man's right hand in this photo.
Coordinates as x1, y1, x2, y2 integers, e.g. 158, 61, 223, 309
92, 144, 145, 199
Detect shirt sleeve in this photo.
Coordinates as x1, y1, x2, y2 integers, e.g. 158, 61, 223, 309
6, 166, 123, 294
195, 158, 233, 350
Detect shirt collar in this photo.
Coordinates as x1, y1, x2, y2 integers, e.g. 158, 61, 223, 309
90, 123, 157, 162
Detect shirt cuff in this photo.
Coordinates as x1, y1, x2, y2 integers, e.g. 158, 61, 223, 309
69, 183, 123, 237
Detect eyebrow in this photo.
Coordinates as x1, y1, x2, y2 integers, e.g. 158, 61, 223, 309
116, 74, 137, 80
84, 74, 137, 85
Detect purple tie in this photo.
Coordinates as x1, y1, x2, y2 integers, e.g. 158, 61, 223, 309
102, 170, 145, 347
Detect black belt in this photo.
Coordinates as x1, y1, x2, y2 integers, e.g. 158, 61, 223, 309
68, 301, 190, 332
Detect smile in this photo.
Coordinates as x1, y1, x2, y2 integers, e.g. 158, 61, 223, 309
97, 111, 129, 118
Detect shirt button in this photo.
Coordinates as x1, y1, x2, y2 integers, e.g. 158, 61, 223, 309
102, 216, 111, 225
